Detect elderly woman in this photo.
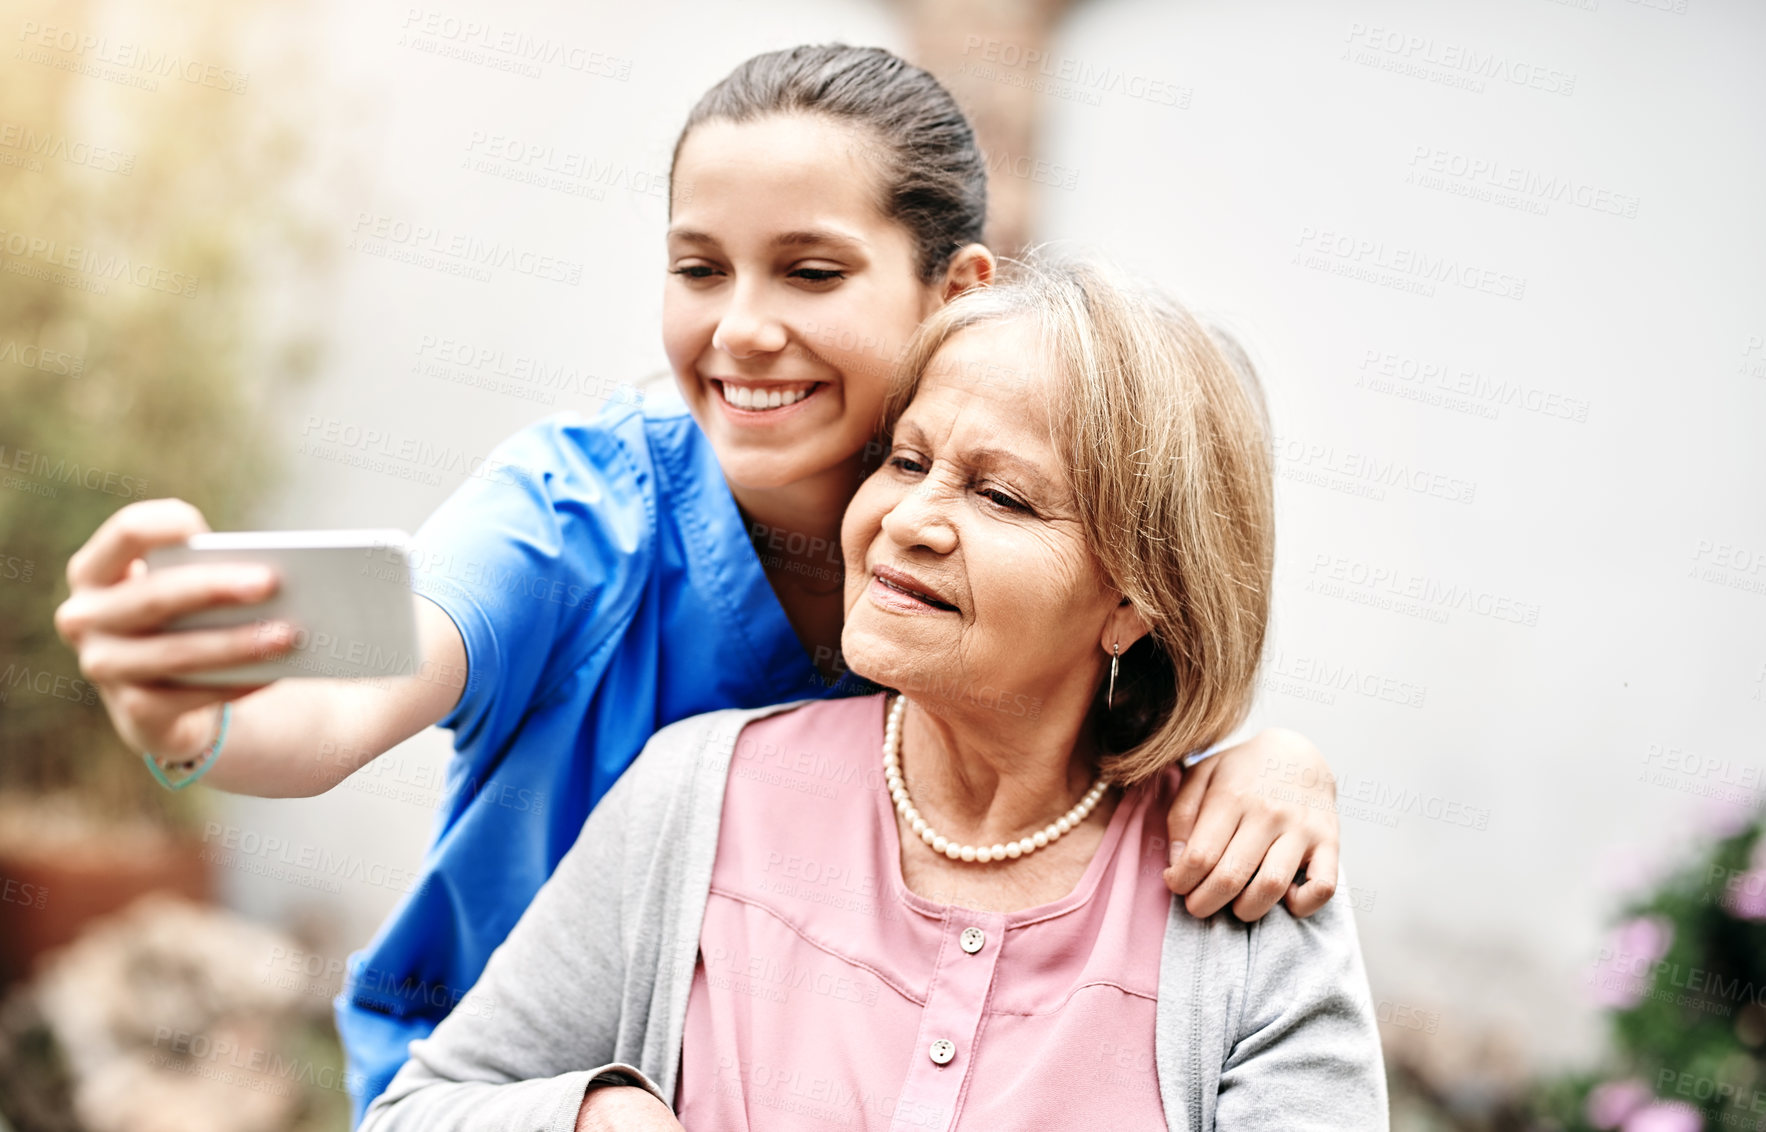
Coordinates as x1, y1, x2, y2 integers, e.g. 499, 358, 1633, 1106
359, 259, 1387, 1132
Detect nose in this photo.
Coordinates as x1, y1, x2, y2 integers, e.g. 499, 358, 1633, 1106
712, 280, 788, 358
879, 473, 958, 556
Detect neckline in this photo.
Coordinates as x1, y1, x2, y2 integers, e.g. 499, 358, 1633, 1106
868, 694, 1140, 927
659, 413, 833, 701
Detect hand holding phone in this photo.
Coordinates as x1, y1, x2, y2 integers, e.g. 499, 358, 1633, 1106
143, 530, 420, 686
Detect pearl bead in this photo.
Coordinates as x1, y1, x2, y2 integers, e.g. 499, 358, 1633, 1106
882, 694, 1107, 868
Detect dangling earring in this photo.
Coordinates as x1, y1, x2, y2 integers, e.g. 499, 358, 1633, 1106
1107, 641, 1120, 708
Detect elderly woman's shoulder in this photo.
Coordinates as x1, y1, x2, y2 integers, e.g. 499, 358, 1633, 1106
1131, 766, 1367, 966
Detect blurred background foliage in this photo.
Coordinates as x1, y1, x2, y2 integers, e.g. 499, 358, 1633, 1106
0, 5, 340, 1125
1527, 810, 1766, 1132
0, 0, 324, 827
1381, 809, 1766, 1132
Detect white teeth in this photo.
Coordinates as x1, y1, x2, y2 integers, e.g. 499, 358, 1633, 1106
719, 383, 813, 410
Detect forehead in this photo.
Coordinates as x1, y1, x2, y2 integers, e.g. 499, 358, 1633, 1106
905, 320, 1062, 451
670, 114, 890, 238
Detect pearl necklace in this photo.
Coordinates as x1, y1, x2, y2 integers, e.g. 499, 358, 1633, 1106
882, 695, 1109, 864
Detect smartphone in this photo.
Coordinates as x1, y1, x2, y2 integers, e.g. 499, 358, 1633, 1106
143, 529, 420, 686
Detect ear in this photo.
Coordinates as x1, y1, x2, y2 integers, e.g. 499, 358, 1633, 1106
939, 243, 996, 303
1100, 598, 1150, 657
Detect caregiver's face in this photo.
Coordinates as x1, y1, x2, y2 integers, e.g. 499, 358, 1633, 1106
664, 114, 942, 491
840, 320, 1122, 714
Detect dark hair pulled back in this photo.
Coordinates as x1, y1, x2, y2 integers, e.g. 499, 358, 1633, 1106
671, 44, 987, 282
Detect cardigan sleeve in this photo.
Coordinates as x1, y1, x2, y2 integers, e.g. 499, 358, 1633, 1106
357, 707, 752, 1131
1212, 890, 1390, 1129
358, 756, 656, 1132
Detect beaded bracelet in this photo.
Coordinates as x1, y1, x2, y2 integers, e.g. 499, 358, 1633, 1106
142, 703, 232, 791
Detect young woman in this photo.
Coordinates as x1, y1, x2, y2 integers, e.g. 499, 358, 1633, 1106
53, 46, 1345, 1122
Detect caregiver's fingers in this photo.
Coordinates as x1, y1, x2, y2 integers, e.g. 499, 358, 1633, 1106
1284, 839, 1341, 919
78, 621, 296, 686
1180, 814, 1280, 919
1232, 831, 1309, 922
57, 560, 278, 640
1163, 751, 1217, 857
65, 498, 211, 590
1162, 774, 1243, 899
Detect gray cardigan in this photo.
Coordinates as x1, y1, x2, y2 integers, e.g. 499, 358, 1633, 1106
360, 703, 1389, 1131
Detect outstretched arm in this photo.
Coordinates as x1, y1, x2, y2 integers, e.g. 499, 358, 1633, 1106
54, 499, 465, 797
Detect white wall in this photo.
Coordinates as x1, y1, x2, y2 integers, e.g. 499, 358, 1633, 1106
212, 0, 1765, 1076
1035, 0, 1766, 1068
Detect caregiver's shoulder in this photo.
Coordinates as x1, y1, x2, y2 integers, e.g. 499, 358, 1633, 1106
485, 388, 695, 478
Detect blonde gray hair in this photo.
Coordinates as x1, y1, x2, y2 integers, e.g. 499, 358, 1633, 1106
881, 256, 1275, 784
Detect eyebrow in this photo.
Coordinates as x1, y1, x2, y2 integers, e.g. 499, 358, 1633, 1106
966, 445, 1049, 481
895, 423, 1057, 487
666, 227, 866, 254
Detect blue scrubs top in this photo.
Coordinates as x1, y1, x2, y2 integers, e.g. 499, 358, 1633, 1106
334, 396, 854, 1122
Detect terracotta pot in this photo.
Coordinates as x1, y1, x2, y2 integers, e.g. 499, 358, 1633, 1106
0, 834, 212, 987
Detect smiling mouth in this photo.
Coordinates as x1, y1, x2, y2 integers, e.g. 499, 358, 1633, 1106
873, 568, 958, 612
714, 380, 822, 411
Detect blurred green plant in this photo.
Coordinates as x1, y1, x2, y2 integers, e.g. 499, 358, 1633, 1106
0, 0, 324, 827
1529, 810, 1766, 1132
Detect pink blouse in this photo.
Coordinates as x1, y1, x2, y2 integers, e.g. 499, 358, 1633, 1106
675, 693, 1180, 1131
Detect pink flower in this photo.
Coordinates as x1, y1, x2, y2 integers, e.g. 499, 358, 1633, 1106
1621, 1100, 1703, 1132
1587, 916, 1675, 1009
1723, 869, 1766, 920
1586, 1079, 1653, 1129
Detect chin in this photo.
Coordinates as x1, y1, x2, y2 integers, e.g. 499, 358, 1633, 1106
719, 456, 803, 492
840, 619, 941, 695
703, 438, 822, 492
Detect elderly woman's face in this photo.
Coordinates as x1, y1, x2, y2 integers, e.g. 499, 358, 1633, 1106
839, 319, 1123, 717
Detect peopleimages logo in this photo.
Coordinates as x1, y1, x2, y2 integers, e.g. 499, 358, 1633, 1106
0, 121, 135, 174
15, 21, 250, 93
1343, 23, 1577, 96
0, 445, 148, 498
0, 336, 83, 377
1407, 147, 1640, 219
1294, 226, 1527, 301
958, 35, 1191, 108
349, 212, 584, 286
0, 228, 198, 297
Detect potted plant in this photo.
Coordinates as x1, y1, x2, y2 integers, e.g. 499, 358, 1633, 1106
0, 0, 322, 988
